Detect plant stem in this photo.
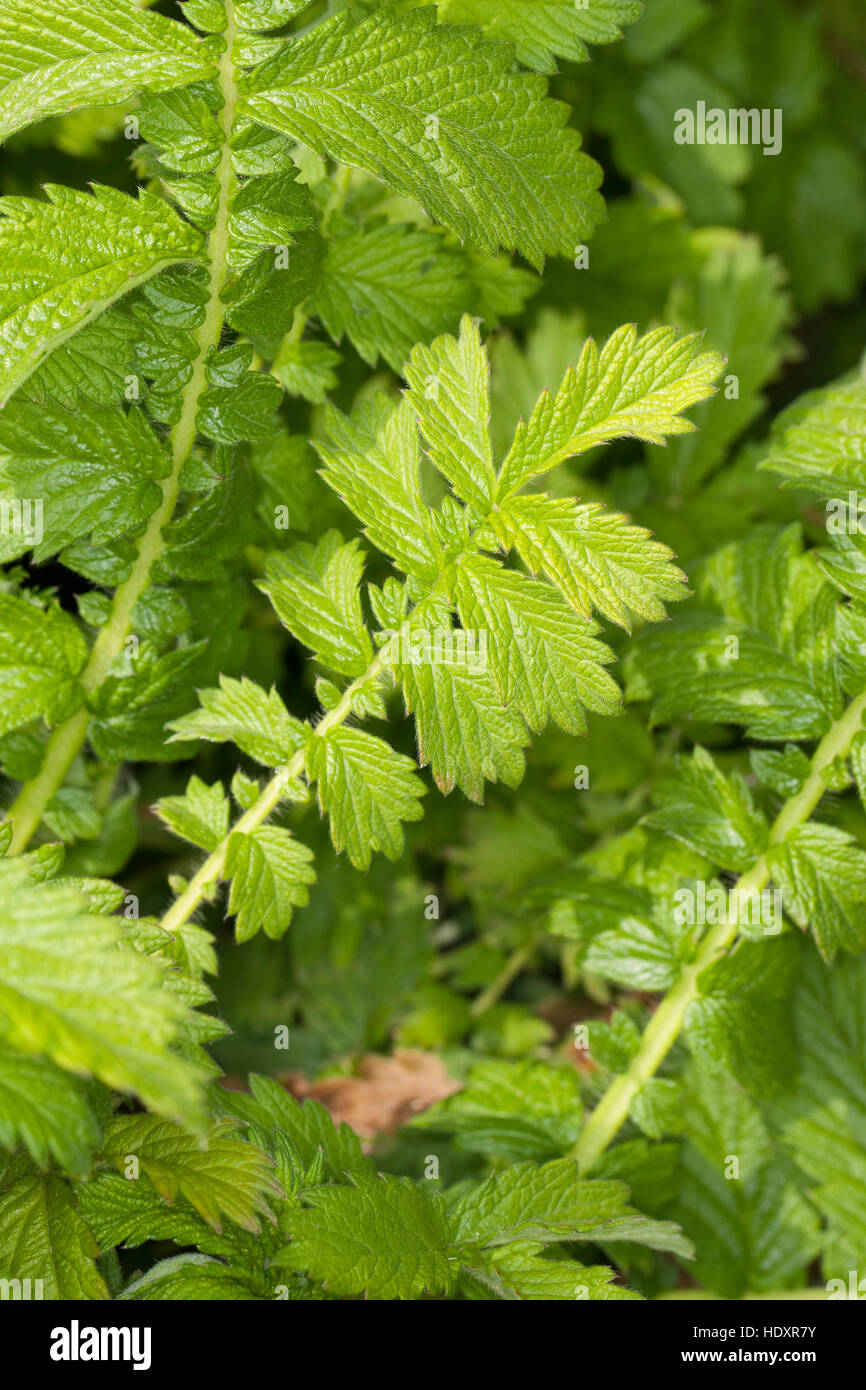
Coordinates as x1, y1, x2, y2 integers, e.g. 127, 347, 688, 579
6, 10, 239, 855
572, 685, 866, 1175
470, 928, 542, 1017
160, 649, 387, 934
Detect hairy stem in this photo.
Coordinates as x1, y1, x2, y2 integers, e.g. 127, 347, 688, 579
572, 685, 866, 1175
6, 11, 239, 855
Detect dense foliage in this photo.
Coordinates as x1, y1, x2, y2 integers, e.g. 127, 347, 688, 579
0, 0, 865, 1302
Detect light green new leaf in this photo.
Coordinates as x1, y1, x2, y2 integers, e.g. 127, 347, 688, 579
0, 593, 87, 738
434, 0, 644, 73
488, 493, 688, 630
0, 1160, 107, 1299
279, 1173, 457, 1299
396, 647, 529, 802
0, 184, 205, 403
258, 532, 373, 678
155, 776, 230, 852
242, 7, 604, 267
0, 1041, 101, 1176
311, 222, 467, 373
767, 823, 866, 958
405, 316, 496, 509
167, 675, 307, 767
317, 398, 437, 582
0, 0, 216, 142
466, 1241, 639, 1301
454, 553, 620, 735
101, 1114, 281, 1234
307, 724, 425, 870
0, 867, 208, 1128
225, 824, 316, 941
496, 325, 725, 499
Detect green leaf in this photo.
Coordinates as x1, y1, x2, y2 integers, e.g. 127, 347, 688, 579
0, 593, 87, 737
272, 337, 341, 404
465, 1240, 640, 1301
307, 725, 425, 870
88, 640, 210, 764
0, 1042, 101, 1176
43, 787, 102, 843
0, 0, 216, 142
311, 221, 468, 373
762, 373, 866, 497
750, 744, 812, 798
450, 1159, 692, 1256
258, 532, 373, 678
626, 528, 838, 742
216, 1073, 370, 1181
672, 1064, 822, 1300
395, 641, 529, 802
773, 949, 866, 1280
223, 236, 323, 341
77, 1169, 261, 1266
687, 935, 801, 1093
0, 865, 208, 1128
119, 1252, 263, 1301
155, 776, 230, 852
242, 7, 604, 268
436, 0, 643, 71
413, 1059, 582, 1162
660, 233, 793, 492
767, 824, 866, 959
0, 1160, 107, 1299
225, 824, 316, 942
0, 184, 205, 402
0, 400, 169, 561
540, 870, 689, 992
100, 1114, 281, 1233
197, 371, 283, 446
318, 398, 437, 582
227, 170, 316, 269
647, 746, 768, 874
495, 324, 725, 499
138, 85, 224, 175
23, 310, 138, 410
235, 1, 314, 32
488, 493, 688, 631
168, 675, 307, 767
404, 316, 496, 509
279, 1173, 457, 1299
454, 553, 620, 735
